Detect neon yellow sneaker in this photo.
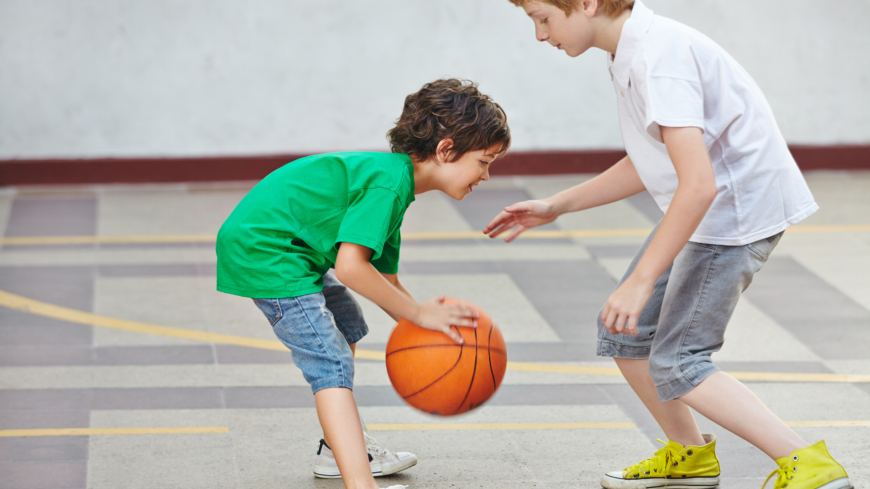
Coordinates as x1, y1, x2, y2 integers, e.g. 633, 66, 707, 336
601, 434, 720, 488
761, 440, 852, 489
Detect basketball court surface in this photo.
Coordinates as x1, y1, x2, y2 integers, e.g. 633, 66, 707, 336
1, 171, 868, 488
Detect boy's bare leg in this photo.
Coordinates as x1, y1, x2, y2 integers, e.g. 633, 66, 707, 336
315, 387, 378, 489
614, 358, 706, 447
679, 371, 808, 460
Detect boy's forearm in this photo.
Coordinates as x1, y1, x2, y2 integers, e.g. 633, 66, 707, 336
547, 155, 646, 215
334, 243, 419, 323
381, 274, 416, 321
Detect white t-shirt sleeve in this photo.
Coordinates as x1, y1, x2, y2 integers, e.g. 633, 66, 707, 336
644, 76, 705, 142
633, 42, 705, 143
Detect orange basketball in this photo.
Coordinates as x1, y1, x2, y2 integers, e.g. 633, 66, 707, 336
385, 299, 507, 416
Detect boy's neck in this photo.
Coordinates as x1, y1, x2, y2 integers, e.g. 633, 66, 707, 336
594, 7, 633, 56
410, 156, 438, 195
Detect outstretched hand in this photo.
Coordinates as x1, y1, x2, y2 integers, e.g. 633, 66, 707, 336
482, 200, 558, 242
413, 296, 478, 344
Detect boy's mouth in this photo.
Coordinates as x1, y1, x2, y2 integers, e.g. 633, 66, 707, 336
557, 44, 562, 50
468, 184, 474, 193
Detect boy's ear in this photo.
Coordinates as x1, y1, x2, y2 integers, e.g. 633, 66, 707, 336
435, 139, 456, 163
580, 0, 599, 17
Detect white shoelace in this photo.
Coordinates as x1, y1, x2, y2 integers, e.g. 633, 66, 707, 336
364, 433, 390, 459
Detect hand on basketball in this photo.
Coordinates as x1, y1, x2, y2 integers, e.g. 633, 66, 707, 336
600, 275, 654, 336
414, 296, 479, 344
483, 200, 558, 242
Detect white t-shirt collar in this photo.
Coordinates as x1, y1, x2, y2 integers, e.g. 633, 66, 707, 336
607, 0, 655, 87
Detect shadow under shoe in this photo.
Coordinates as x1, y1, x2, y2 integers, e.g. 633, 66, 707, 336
762, 440, 852, 489
601, 433, 721, 489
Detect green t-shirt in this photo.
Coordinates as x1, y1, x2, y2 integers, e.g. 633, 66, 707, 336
216, 152, 415, 298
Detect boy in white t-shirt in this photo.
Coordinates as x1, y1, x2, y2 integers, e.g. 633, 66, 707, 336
485, 1, 853, 488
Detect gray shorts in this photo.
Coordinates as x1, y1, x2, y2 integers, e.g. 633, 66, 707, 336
596, 225, 783, 401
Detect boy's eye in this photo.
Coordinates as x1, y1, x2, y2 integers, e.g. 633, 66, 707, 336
541, 18, 548, 24
480, 160, 491, 165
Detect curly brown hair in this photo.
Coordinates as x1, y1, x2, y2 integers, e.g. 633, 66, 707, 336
506, 0, 633, 18
388, 79, 511, 162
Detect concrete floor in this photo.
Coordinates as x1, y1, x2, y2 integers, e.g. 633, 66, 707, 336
0, 171, 868, 489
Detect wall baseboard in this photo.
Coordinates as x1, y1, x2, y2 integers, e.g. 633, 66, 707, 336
1, 145, 867, 186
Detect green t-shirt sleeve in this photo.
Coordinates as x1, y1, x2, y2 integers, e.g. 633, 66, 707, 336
370, 219, 402, 274
335, 188, 404, 265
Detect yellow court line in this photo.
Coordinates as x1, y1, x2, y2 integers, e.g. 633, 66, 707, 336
1, 288, 869, 383
2, 224, 869, 246
366, 422, 637, 431
0, 427, 229, 437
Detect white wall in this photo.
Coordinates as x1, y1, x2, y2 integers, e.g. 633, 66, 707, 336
1, 0, 868, 159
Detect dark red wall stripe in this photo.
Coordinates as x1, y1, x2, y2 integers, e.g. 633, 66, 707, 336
0, 145, 867, 186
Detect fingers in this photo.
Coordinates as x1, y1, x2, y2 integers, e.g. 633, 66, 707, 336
444, 325, 464, 344
485, 221, 517, 239
483, 211, 515, 234
504, 225, 527, 243
626, 315, 639, 336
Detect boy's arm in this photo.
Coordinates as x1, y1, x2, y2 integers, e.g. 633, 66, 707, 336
334, 242, 474, 343
484, 155, 646, 241
380, 273, 415, 321
601, 126, 717, 336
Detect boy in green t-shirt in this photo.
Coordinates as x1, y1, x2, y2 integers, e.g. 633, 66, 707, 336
216, 79, 510, 489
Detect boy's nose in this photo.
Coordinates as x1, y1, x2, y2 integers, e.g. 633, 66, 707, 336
535, 28, 548, 42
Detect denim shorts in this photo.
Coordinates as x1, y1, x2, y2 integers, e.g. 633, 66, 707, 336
597, 225, 783, 401
252, 272, 369, 393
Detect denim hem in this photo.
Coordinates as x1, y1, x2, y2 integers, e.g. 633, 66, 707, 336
655, 362, 720, 402
310, 376, 354, 394
596, 339, 651, 359
345, 325, 369, 346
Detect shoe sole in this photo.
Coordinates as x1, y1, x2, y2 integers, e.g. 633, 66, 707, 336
378, 457, 418, 477
601, 475, 720, 489
816, 478, 853, 489
313, 458, 418, 479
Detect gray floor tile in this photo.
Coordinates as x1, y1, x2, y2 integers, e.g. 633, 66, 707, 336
91, 388, 224, 410
0, 316, 93, 347
91, 345, 215, 365
0, 389, 94, 411
0, 460, 87, 489
0, 410, 90, 430
223, 386, 315, 409
97, 263, 202, 277
0, 266, 94, 310
4, 195, 97, 238
586, 243, 644, 258
714, 361, 834, 374
487, 384, 615, 406
0, 346, 93, 366
0, 437, 89, 462
626, 191, 664, 223
747, 257, 870, 359
214, 345, 292, 364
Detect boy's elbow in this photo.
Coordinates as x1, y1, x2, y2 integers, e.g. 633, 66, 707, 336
334, 262, 357, 286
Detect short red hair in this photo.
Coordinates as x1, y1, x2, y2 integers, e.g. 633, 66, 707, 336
507, 0, 634, 18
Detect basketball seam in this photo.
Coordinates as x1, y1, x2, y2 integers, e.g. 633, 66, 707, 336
399, 325, 465, 402
488, 323, 497, 390
386, 344, 506, 356
452, 326, 479, 415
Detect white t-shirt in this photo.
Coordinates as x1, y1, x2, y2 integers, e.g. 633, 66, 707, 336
608, 0, 818, 245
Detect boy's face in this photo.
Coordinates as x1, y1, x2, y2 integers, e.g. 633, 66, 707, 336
441, 146, 499, 201
522, 1, 596, 57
